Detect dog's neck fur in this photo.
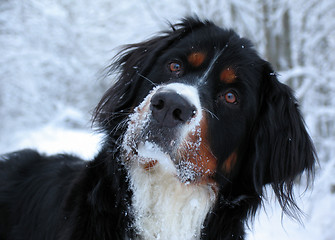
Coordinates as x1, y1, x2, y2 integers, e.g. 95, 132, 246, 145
127, 155, 217, 240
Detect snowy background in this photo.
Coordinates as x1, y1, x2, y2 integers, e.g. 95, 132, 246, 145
1, 0, 335, 239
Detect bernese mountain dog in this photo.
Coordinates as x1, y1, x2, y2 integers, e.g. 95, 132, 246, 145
0, 17, 316, 240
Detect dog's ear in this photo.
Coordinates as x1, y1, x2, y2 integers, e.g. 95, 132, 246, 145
252, 61, 316, 216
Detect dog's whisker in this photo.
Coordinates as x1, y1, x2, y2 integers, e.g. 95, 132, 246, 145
203, 107, 219, 120
136, 71, 157, 87
109, 119, 129, 136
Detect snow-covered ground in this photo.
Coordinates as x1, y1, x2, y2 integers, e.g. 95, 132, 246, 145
3, 125, 101, 160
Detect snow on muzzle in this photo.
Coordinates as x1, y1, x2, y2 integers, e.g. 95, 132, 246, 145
122, 83, 217, 184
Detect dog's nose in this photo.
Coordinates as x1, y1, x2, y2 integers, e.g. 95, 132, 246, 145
150, 90, 196, 128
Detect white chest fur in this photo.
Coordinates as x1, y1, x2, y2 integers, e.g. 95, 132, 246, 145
128, 152, 217, 240
123, 83, 217, 239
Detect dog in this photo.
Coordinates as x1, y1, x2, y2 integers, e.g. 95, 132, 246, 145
0, 17, 316, 240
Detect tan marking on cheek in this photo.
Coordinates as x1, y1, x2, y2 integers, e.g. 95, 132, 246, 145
220, 68, 237, 83
183, 116, 217, 184
222, 151, 237, 173
188, 52, 206, 67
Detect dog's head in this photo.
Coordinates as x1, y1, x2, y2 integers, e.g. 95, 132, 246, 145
94, 17, 316, 216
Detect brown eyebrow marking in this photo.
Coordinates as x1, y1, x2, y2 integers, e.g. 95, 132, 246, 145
220, 67, 237, 83
188, 52, 206, 67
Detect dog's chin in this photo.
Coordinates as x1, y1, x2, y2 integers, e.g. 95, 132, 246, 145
123, 137, 204, 183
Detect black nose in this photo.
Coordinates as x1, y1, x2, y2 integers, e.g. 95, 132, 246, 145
150, 90, 196, 128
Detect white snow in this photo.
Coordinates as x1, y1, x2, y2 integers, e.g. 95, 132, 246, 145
247, 182, 335, 240
1, 124, 102, 160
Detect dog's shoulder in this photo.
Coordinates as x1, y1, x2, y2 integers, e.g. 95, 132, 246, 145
0, 149, 86, 205
0, 149, 84, 178
0, 149, 86, 239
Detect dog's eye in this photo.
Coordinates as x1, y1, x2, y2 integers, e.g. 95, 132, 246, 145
169, 62, 182, 73
217, 91, 239, 104
225, 92, 237, 104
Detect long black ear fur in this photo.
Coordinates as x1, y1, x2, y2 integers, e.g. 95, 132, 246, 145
252, 62, 316, 218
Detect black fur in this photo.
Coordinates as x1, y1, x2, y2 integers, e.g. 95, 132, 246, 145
0, 17, 316, 240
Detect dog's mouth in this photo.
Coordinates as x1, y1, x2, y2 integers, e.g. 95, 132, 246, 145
122, 83, 217, 184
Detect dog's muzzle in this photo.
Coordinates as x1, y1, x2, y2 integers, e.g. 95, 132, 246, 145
122, 83, 215, 183
123, 83, 203, 150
